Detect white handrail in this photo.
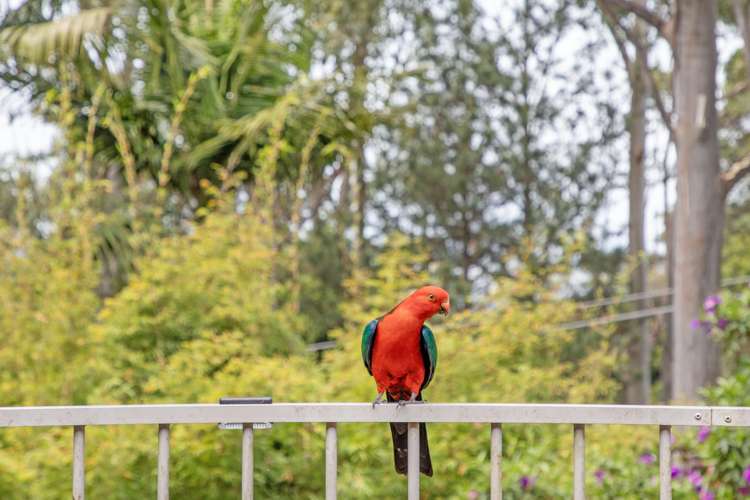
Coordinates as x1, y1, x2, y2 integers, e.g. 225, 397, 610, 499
4, 403, 750, 500
0, 403, 714, 427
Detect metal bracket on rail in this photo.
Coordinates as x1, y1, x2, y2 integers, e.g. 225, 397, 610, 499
218, 397, 273, 430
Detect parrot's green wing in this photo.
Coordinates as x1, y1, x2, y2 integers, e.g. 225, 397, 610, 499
420, 324, 438, 390
361, 319, 379, 375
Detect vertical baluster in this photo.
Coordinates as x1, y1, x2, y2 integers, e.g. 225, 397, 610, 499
659, 425, 672, 500
573, 424, 585, 500
157, 424, 170, 500
326, 423, 337, 500
72, 425, 85, 500
242, 424, 254, 500
407, 423, 420, 500
490, 423, 502, 500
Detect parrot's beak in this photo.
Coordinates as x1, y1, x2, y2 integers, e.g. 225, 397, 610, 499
440, 301, 450, 315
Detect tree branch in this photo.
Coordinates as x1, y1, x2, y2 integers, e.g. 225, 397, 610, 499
599, 0, 673, 45
639, 50, 674, 136
723, 152, 750, 196
720, 80, 750, 102
598, 0, 634, 75
601, 1, 675, 135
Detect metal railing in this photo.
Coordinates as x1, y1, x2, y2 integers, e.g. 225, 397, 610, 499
3, 403, 750, 499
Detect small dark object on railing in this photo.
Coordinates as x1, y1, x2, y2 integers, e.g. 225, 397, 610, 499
218, 397, 272, 430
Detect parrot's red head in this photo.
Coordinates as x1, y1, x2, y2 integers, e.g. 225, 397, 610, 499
402, 285, 450, 320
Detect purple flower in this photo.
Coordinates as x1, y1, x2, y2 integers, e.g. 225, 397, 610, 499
698, 426, 711, 443
671, 466, 682, 479
688, 470, 703, 491
700, 491, 715, 500
717, 318, 729, 330
639, 453, 656, 465
519, 476, 536, 491
704, 295, 721, 314
594, 469, 605, 484
740, 486, 750, 496
743, 465, 750, 483
467, 490, 479, 500
690, 319, 713, 335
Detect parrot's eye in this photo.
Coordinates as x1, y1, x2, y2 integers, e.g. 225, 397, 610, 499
427, 294, 435, 302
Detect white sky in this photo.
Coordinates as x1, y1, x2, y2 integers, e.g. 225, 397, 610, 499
0, 88, 58, 157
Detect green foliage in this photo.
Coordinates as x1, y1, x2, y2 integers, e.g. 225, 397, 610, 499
0, 196, 100, 408
92, 210, 305, 403
723, 203, 750, 279
2, 0, 344, 222
698, 288, 750, 361
0, 167, 104, 500
586, 427, 698, 499
699, 362, 750, 499
691, 286, 750, 499
0, 223, 640, 499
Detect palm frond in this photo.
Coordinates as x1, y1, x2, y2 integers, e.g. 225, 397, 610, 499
0, 7, 112, 64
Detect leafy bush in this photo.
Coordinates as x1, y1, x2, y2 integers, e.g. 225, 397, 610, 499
0, 208, 731, 499
699, 361, 750, 499
677, 286, 750, 499
0, 221, 643, 499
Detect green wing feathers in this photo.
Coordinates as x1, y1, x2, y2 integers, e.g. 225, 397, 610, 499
361, 319, 379, 375
420, 325, 438, 390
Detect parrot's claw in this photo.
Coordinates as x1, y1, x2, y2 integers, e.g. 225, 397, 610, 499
398, 400, 425, 407
371, 392, 385, 409
397, 393, 424, 407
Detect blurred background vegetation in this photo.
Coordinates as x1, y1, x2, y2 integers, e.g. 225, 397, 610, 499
1, 0, 750, 498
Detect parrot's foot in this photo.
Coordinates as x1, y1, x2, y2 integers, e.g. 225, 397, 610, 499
371, 392, 385, 408
397, 393, 424, 407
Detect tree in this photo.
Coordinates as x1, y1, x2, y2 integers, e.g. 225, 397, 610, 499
1, 0, 355, 298
598, 0, 651, 403
598, 0, 750, 400
372, 0, 621, 304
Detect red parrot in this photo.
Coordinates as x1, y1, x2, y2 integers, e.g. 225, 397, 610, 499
361, 285, 450, 477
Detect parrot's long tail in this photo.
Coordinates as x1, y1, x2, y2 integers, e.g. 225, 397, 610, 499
387, 393, 433, 477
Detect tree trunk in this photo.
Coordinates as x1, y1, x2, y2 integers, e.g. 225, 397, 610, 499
661, 209, 674, 402
349, 8, 375, 269
732, 0, 750, 79
625, 29, 650, 403
352, 147, 367, 268
671, 0, 723, 401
